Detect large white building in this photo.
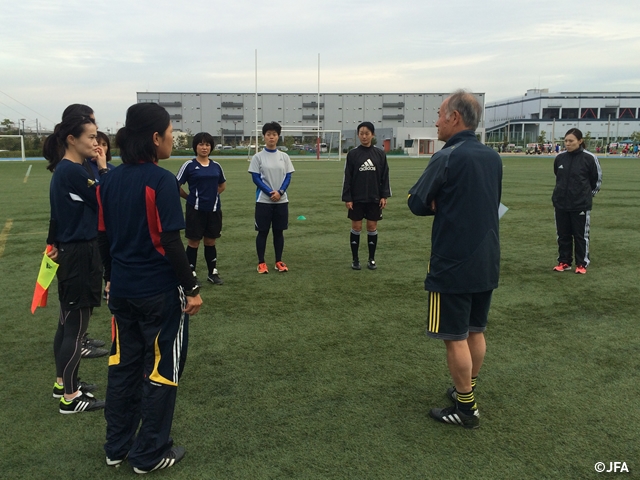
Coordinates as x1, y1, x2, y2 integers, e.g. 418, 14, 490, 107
485, 89, 640, 146
137, 91, 486, 152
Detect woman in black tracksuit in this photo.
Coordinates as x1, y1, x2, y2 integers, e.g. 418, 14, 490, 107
552, 128, 602, 274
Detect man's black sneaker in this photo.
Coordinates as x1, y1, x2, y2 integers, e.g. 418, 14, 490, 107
446, 386, 458, 403
207, 271, 224, 285
351, 261, 361, 270
59, 392, 105, 414
81, 341, 109, 358
53, 380, 97, 399
83, 333, 105, 348
133, 446, 186, 474
430, 405, 479, 429
367, 259, 377, 270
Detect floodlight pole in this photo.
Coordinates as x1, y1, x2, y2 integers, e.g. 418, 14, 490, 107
606, 114, 611, 157
317, 53, 320, 160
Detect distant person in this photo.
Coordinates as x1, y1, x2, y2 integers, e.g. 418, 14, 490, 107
88, 131, 114, 180
341, 121, 391, 270
85, 131, 116, 303
99, 103, 202, 473
408, 90, 502, 429
43, 109, 107, 414
176, 132, 227, 285
552, 128, 602, 274
248, 121, 294, 274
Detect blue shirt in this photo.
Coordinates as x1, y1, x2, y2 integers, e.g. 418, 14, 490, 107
176, 158, 226, 211
49, 159, 99, 243
87, 159, 114, 183
98, 162, 186, 298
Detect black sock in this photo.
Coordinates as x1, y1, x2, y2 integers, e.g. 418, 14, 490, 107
350, 229, 360, 261
186, 246, 198, 271
204, 245, 217, 274
256, 231, 268, 264
471, 376, 477, 390
367, 230, 378, 260
273, 230, 284, 263
456, 390, 477, 413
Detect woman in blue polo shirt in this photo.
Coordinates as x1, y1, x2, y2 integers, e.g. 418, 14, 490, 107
176, 132, 226, 285
44, 110, 107, 414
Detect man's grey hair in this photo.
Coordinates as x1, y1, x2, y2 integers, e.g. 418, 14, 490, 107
444, 89, 482, 130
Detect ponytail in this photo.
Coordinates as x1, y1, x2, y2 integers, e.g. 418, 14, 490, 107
117, 103, 170, 164
43, 113, 95, 172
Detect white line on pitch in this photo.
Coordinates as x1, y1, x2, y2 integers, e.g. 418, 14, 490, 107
0, 219, 13, 258
23, 165, 32, 183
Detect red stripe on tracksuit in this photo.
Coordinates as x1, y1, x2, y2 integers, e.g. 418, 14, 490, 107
145, 186, 165, 255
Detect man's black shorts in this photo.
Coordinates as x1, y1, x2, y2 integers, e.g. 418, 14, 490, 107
348, 202, 383, 221
185, 203, 222, 240
57, 240, 102, 310
426, 290, 493, 341
255, 202, 289, 231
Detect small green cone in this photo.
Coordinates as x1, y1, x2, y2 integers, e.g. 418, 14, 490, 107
297, 215, 306, 220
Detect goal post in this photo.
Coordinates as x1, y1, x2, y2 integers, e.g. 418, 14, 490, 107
0, 135, 26, 161
248, 127, 342, 162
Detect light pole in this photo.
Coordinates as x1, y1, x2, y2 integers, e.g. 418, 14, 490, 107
20, 118, 26, 135
233, 121, 238, 147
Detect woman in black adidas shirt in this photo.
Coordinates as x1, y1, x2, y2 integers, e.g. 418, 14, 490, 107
341, 122, 391, 270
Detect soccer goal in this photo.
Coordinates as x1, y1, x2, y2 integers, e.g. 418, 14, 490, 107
247, 127, 342, 162
0, 135, 26, 161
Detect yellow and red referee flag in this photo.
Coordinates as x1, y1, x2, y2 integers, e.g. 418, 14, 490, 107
31, 245, 58, 314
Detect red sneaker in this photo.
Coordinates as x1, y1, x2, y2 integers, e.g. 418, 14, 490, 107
574, 265, 587, 274
553, 263, 571, 272
257, 263, 269, 274
275, 261, 288, 272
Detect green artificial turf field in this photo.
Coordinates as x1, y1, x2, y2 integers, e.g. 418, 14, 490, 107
0, 155, 638, 479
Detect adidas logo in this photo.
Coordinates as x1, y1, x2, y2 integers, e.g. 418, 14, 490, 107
195, 166, 200, 169
558, 165, 564, 169
359, 159, 376, 171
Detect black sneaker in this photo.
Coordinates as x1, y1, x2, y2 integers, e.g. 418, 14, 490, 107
81, 342, 109, 358
446, 386, 458, 403
83, 333, 105, 348
430, 405, 479, 429
133, 446, 186, 474
53, 379, 97, 399
367, 259, 377, 270
59, 392, 105, 414
351, 261, 361, 270
207, 269, 224, 285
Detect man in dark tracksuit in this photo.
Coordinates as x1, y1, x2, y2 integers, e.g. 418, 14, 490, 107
408, 90, 502, 429
552, 128, 602, 274
342, 121, 391, 270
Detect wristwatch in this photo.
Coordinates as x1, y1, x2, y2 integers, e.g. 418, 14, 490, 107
184, 284, 200, 297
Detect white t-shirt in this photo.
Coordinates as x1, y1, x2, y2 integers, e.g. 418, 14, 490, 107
248, 149, 295, 204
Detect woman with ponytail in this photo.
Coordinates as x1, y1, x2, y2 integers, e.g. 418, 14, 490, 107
98, 102, 202, 474
44, 111, 107, 414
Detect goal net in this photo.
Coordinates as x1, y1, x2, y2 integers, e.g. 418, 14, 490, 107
0, 135, 26, 161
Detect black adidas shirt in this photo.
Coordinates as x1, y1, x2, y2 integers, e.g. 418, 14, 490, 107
341, 145, 391, 203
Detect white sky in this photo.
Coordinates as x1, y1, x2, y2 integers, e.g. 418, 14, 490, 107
2, 0, 639, 132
